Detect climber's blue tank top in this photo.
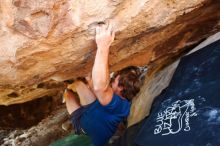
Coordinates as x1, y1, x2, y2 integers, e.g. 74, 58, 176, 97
80, 93, 131, 146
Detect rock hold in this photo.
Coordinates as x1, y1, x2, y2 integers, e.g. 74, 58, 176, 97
0, 0, 220, 105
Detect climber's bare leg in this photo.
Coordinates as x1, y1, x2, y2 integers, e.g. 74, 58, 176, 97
65, 90, 81, 114
75, 81, 96, 106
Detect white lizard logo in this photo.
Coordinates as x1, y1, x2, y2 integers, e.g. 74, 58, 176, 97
154, 99, 197, 136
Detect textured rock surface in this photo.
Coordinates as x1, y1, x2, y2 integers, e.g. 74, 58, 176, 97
1, 1, 220, 143
1, 0, 220, 105
1, 32, 219, 146
128, 60, 180, 126
0, 93, 63, 129
1, 106, 70, 146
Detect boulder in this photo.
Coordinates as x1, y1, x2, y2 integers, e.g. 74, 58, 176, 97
0, 0, 220, 106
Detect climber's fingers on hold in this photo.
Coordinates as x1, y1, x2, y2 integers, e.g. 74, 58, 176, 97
100, 24, 107, 34
96, 26, 101, 35
107, 21, 112, 33
106, 20, 115, 38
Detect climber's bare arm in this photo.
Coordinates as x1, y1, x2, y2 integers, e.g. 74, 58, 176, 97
68, 80, 96, 105
92, 22, 115, 105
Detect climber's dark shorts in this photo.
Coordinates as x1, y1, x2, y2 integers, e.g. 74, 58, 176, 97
70, 107, 86, 134
70, 102, 95, 134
